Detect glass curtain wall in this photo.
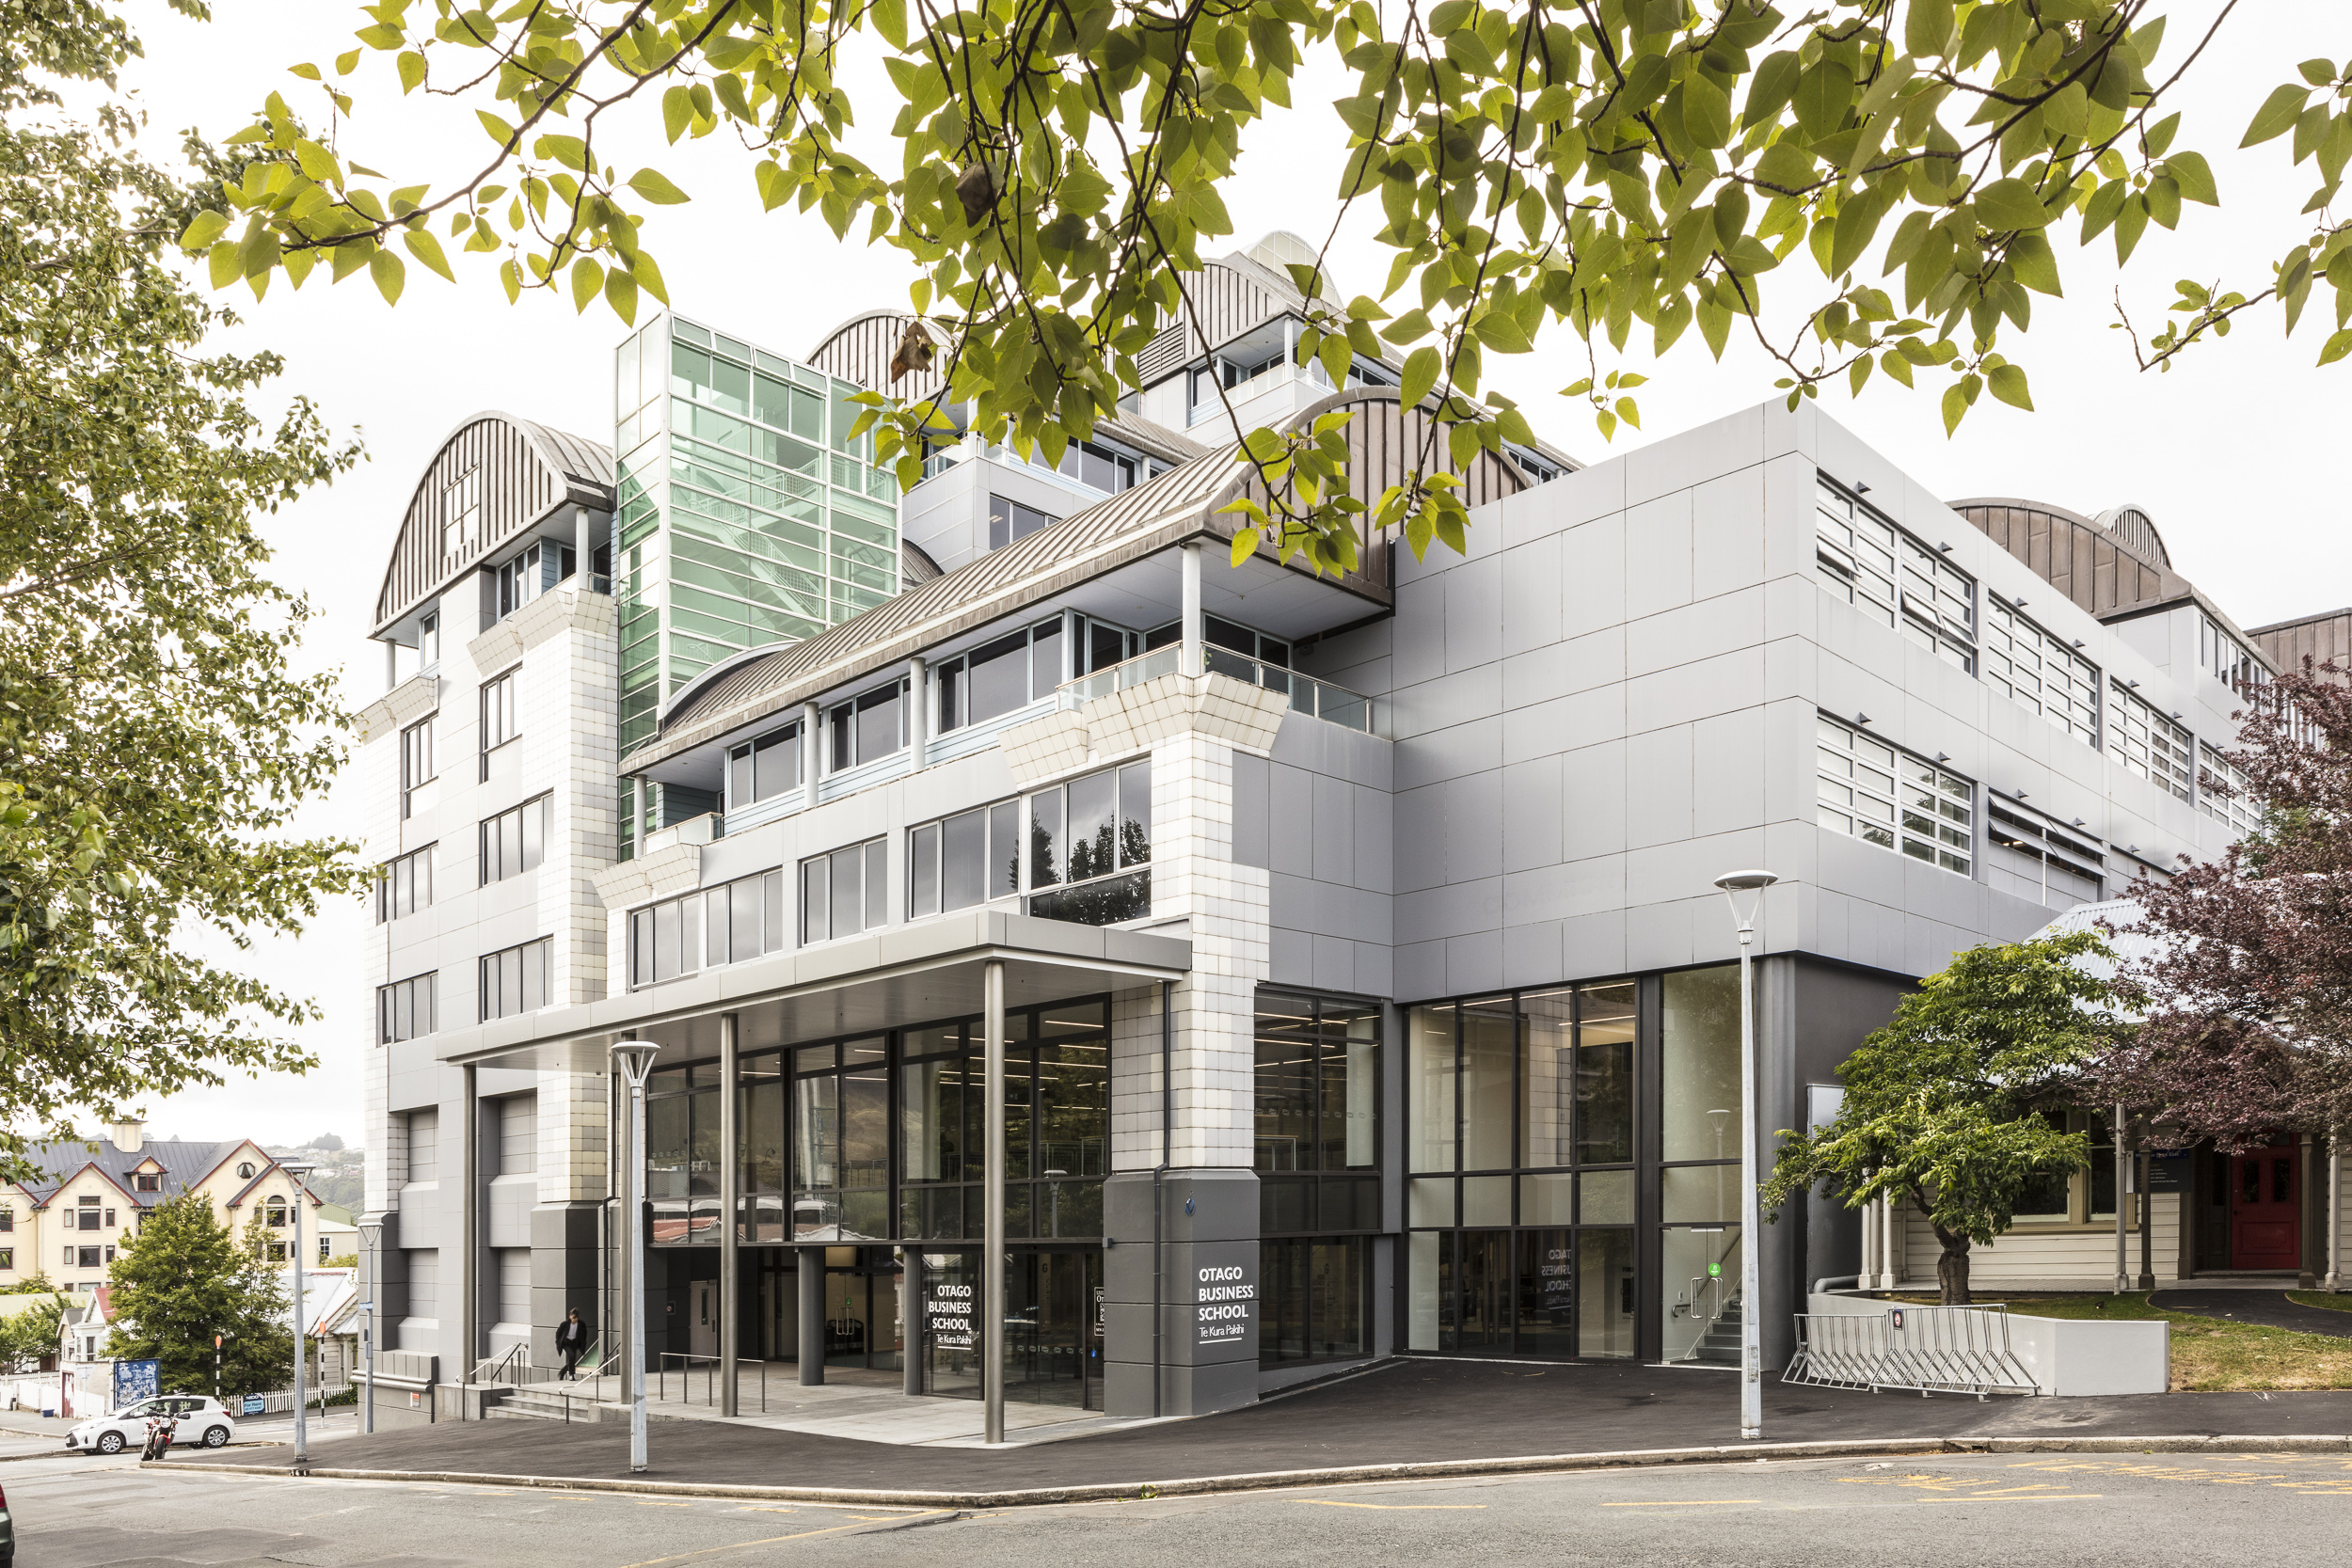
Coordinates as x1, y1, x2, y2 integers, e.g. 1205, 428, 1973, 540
612, 313, 902, 845
1255, 992, 1382, 1370
1406, 982, 1638, 1359
1659, 966, 1743, 1364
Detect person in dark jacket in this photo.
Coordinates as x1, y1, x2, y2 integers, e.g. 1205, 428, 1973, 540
556, 1309, 588, 1380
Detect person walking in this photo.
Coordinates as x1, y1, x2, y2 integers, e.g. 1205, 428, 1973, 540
556, 1308, 587, 1381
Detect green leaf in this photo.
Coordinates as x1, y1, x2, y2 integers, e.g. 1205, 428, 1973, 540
476, 109, 516, 148
627, 169, 691, 205
2243, 83, 2311, 148
1973, 178, 2055, 230
1230, 528, 1261, 567
871, 0, 908, 48
396, 50, 425, 93
1682, 71, 1731, 150
2319, 328, 2352, 367
569, 256, 603, 312
1400, 345, 1440, 406
2163, 151, 2219, 206
402, 228, 454, 282
1986, 363, 2033, 411
605, 267, 640, 325
369, 245, 405, 305
2005, 231, 2061, 296
179, 211, 230, 251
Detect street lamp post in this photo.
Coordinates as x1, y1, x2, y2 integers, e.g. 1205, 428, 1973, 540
611, 1040, 660, 1474
1712, 869, 1778, 1444
358, 1215, 382, 1436
281, 1161, 316, 1465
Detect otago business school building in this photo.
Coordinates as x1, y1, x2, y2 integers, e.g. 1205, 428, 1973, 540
357, 231, 2299, 1428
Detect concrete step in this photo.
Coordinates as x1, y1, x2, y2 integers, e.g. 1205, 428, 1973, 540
485, 1386, 612, 1422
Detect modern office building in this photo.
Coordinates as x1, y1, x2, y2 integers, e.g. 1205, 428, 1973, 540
358, 232, 2332, 1429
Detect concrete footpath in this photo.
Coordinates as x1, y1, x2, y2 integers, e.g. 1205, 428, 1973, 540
165, 1358, 2352, 1507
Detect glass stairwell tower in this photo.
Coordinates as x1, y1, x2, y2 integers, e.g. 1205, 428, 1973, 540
613, 313, 902, 858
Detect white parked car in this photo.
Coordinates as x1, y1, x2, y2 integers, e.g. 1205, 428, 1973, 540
66, 1395, 235, 1455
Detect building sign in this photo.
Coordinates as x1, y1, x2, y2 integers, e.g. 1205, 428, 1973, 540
244, 1394, 266, 1416
926, 1280, 975, 1351
1196, 1263, 1255, 1347
1534, 1243, 1571, 1316
113, 1358, 159, 1409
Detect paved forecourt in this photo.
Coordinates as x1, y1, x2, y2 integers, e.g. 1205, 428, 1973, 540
163, 1358, 2352, 1504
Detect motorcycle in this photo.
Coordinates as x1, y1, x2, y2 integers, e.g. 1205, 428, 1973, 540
139, 1415, 178, 1463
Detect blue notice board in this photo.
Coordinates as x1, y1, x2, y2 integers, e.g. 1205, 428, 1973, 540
113, 1359, 159, 1407
242, 1394, 265, 1416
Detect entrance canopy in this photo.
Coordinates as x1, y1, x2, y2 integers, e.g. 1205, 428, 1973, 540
435, 907, 1190, 1072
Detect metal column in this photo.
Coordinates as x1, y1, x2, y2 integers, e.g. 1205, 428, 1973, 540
461, 1064, 478, 1414
1179, 544, 1203, 676
983, 958, 1007, 1444
797, 1253, 825, 1385
719, 1013, 739, 1417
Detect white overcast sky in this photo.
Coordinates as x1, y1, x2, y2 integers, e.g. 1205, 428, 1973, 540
94, 1, 2348, 1148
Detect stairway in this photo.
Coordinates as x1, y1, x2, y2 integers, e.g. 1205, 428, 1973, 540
1689, 1294, 1743, 1365
484, 1385, 611, 1422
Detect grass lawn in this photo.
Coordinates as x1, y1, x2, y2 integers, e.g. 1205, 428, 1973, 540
2287, 1291, 2352, 1313
1887, 1291, 2352, 1391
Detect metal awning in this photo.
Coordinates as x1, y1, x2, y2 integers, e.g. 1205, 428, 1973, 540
436, 909, 1191, 1073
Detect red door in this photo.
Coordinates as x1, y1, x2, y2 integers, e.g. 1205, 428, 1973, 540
2230, 1144, 2300, 1270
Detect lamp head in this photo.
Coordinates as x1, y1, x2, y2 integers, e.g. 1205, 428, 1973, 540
358, 1218, 383, 1247
280, 1159, 315, 1180
611, 1039, 660, 1088
1712, 868, 1778, 928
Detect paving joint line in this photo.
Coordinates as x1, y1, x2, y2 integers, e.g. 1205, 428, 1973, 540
151, 1433, 2352, 1509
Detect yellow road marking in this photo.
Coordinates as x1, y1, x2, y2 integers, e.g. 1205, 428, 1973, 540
1909, 1495, 2103, 1504
1295, 1500, 1487, 1511
1601, 1500, 1762, 1508
611, 1512, 950, 1568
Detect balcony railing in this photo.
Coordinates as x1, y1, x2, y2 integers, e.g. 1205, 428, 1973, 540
1057, 642, 1374, 735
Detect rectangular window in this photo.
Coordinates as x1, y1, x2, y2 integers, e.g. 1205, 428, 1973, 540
1025, 761, 1153, 926
479, 796, 549, 884
985, 495, 1057, 551
2199, 741, 2264, 840
825, 681, 906, 772
1814, 479, 1976, 672
801, 839, 888, 944
478, 937, 551, 1022
78, 1246, 100, 1270
1985, 800, 2106, 910
496, 541, 574, 620
0, 1211, 12, 1230
418, 610, 439, 668
376, 973, 437, 1043
399, 718, 437, 820
935, 618, 1063, 733
726, 722, 803, 810
405, 1110, 439, 1183
479, 667, 519, 775
374, 845, 435, 924
2108, 680, 2194, 802
1056, 439, 1137, 495
1816, 713, 1974, 875
440, 466, 480, 559
2200, 612, 2270, 695
0, 1251, 12, 1270
627, 871, 787, 988
133, 1176, 158, 1194
1983, 597, 2099, 748
905, 800, 1023, 918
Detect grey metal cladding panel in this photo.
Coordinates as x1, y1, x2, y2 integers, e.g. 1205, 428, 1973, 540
1268, 763, 1313, 878
1231, 752, 1271, 869
1311, 771, 1356, 887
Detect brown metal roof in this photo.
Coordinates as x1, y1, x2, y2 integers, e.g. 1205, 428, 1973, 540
624, 388, 1490, 774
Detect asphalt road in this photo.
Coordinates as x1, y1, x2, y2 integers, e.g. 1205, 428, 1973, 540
14, 1445, 2350, 1567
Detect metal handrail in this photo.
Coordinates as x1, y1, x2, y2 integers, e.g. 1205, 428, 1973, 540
654, 1351, 767, 1415
1056, 642, 1375, 733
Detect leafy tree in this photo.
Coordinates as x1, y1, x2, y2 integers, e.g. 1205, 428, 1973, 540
2092, 663, 2352, 1149
309, 1133, 345, 1152
103, 1194, 293, 1399
0, 1291, 66, 1372
187, 2, 2349, 570
1760, 930, 2128, 1304
0, 1, 364, 1177
0, 1270, 59, 1296
322, 1252, 358, 1270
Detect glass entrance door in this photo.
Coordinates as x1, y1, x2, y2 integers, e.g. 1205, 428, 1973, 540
821, 1245, 902, 1370
1006, 1248, 1100, 1409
